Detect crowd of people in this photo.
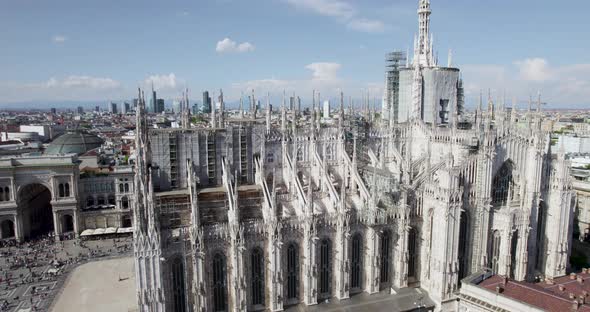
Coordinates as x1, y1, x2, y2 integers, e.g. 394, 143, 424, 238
0, 233, 132, 311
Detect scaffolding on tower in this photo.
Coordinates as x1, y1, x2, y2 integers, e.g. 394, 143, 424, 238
385, 50, 407, 125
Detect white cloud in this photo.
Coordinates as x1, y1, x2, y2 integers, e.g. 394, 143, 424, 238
283, 0, 386, 33
216, 38, 255, 53
0, 75, 124, 103
52, 35, 67, 43
230, 62, 381, 102
462, 58, 590, 107
283, 0, 355, 19
231, 79, 293, 92
347, 19, 385, 33
305, 62, 342, 82
514, 58, 551, 82
144, 73, 181, 90
43, 75, 120, 89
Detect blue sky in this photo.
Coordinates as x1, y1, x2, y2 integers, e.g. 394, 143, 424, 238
0, 0, 589, 108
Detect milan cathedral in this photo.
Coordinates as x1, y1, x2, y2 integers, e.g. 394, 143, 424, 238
132, 1, 575, 311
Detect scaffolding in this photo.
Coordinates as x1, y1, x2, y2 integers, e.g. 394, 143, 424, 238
385, 51, 407, 124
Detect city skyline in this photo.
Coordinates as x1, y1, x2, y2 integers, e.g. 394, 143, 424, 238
0, 0, 589, 108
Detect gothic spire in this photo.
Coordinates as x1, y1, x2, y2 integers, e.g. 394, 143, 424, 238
252, 89, 257, 118
218, 89, 225, 127
239, 91, 244, 118
266, 92, 271, 134
511, 96, 518, 123
311, 90, 316, 133
339, 91, 344, 132
281, 90, 287, 133
182, 88, 191, 128
411, 64, 423, 120
210, 91, 217, 128
414, 0, 433, 67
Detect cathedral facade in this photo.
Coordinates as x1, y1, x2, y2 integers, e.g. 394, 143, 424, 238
132, 1, 575, 311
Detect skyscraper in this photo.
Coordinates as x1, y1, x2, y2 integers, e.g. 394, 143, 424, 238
202, 91, 212, 114
155, 99, 165, 114
323, 100, 330, 119
151, 87, 157, 113
123, 102, 131, 114
109, 102, 118, 114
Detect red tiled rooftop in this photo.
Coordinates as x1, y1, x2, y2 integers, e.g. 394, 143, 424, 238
478, 274, 590, 312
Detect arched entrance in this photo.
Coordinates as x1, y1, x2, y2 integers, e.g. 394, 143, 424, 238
0, 219, 15, 239
19, 183, 54, 240
62, 214, 74, 233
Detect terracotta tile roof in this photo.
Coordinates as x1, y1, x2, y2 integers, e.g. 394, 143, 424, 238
478, 274, 590, 312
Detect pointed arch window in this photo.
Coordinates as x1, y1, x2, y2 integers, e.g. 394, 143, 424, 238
326, 145, 334, 161
286, 243, 299, 301
510, 230, 519, 278
490, 230, 501, 274
251, 247, 265, 306
212, 253, 227, 312
380, 230, 391, 284
318, 238, 332, 296
350, 233, 363, 290
171, 257, 187, 312
493, 161, 514, 204
408, 228, 418, 278
458, 211, 469, 280
536, 202, 547, 270
296, 148, 304, 162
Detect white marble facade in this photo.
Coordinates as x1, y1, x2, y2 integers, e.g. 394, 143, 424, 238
131, 1, 575, 311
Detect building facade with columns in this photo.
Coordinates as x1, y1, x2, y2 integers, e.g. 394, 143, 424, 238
131, 1, 576, 312
0, 154, 80, 241
0, 154, 135, 241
